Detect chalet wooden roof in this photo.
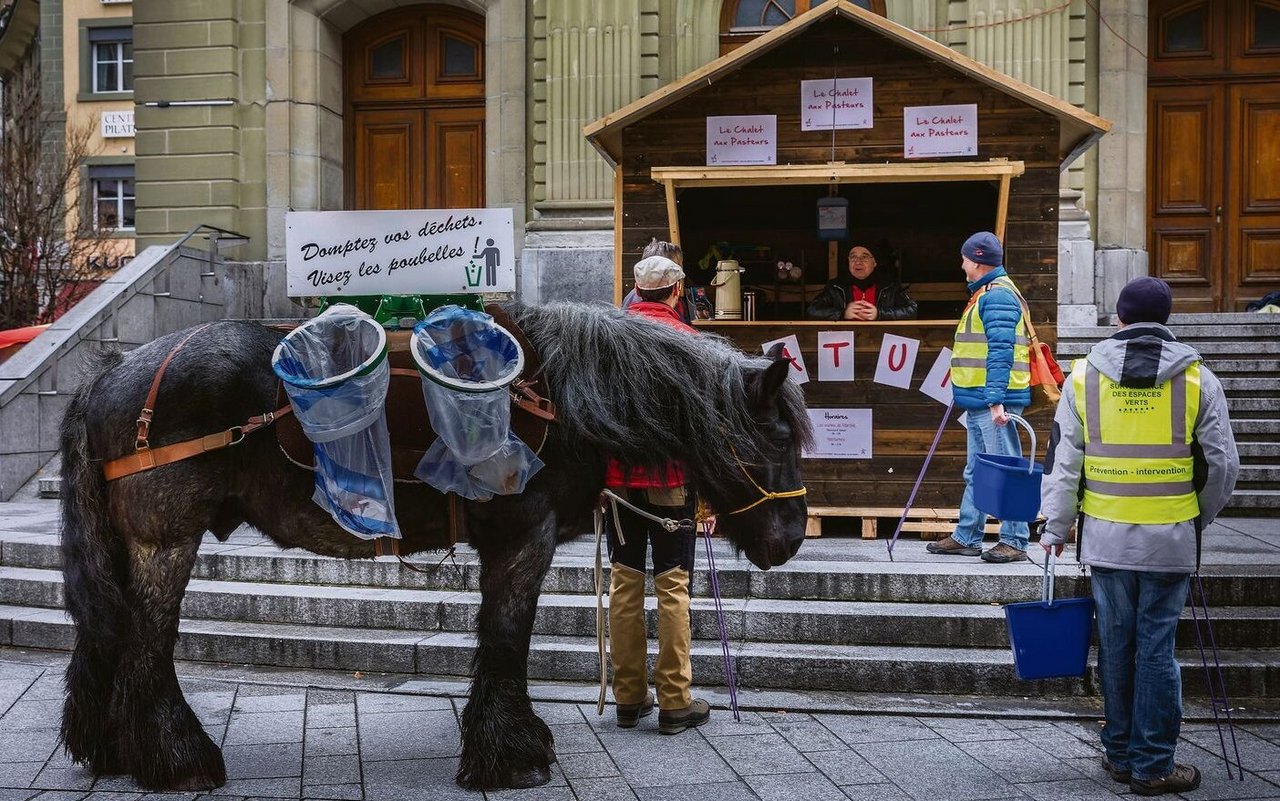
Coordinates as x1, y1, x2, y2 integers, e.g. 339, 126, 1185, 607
583, 0, 1110, 169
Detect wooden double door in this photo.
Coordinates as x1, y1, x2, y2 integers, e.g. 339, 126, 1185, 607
346, 6, 485, 210
1148, 0, 1280, 311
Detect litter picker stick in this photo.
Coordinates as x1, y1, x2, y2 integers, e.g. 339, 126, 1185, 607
887, 400, 954, 561
1189, 571, 1245, 780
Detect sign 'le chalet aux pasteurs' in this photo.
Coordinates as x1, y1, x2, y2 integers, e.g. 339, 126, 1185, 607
284, 208, 516, 297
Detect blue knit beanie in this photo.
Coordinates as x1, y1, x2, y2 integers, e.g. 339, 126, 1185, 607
961, 232, 1003, 267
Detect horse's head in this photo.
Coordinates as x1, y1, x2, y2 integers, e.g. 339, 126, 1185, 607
701, 344, 810, 570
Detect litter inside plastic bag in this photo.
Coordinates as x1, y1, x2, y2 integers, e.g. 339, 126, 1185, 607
410, 305, 544, 500
271, 304, 400, 539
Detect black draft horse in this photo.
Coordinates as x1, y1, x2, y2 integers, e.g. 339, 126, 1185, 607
57, 301, 812, 792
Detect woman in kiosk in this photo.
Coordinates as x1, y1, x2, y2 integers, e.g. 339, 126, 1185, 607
806, 244, 918, 322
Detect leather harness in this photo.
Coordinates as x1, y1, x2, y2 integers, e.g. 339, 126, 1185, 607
101, 307, 555, 486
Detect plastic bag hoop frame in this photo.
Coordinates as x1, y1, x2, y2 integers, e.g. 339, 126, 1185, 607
410, 325, 525, 394
272, 309, 388, 391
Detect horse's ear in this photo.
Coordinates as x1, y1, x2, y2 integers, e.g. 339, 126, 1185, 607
756, 345, 791, 404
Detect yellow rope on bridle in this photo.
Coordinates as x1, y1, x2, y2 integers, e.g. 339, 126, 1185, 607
722, 445, 807, 516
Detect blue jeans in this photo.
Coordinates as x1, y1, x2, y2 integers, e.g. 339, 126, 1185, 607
1091, 567, 1190, 781
953, 404, 1029, 550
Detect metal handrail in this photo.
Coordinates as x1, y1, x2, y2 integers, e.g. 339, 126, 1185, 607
168, 223, 251, 278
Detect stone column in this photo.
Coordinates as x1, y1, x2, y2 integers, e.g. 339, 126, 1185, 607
1093, 0, 1148, 318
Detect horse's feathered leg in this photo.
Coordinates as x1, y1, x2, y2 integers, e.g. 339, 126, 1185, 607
110, 531, 225, 791
456, 502, 558, 790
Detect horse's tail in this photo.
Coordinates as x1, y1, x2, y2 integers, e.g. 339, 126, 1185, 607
59, 348, 127, 769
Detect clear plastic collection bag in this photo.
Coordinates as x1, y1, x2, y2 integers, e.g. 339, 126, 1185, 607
271, 304, 400, 539
410, 305, 544, 500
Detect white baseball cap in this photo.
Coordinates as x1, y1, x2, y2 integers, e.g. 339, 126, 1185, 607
633, 255, 685, 290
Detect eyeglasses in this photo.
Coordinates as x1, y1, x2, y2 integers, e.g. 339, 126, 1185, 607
849, 254, 875, 263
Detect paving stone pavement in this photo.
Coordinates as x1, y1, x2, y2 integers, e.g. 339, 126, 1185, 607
2, 656, 1278, 801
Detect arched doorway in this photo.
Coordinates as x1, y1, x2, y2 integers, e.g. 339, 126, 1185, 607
345, 4, 485, 210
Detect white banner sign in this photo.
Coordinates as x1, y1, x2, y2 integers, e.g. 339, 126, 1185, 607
101, 111, 134, 138
873, 334, 920, 389
803, 408, 873, 460
801, 78, 873, 131
762, 334, 809, 385
285, 208, 515, 297
920, 347, 954, 405
957, 411, 970, 429
816, 331, 856, 381
707, 115, 777, 166
904, 103, 978, 159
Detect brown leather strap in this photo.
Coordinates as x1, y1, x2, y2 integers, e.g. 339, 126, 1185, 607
103, 405, 292, 481
136, 323, 214, 449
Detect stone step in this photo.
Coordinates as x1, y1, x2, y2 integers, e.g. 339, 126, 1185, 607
5, 567, 1274, 649
1240, 465, 1280, 485
6, 534, 1278, 607
1057, 340, 1280, 358
5, 605, 1274, 698
1240, 442, 1280, 459
1218, 377, 1280, 393
1226, 490, 1280, 510
1227, 397, 1280, 414
1232, 419, 1280, 436
1059, 323, 1280, 341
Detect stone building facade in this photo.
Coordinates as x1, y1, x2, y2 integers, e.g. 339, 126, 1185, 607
20, 1, 1266, 321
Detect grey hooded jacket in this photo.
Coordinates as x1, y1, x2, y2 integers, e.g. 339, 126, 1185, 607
1039, 323, 1240, 573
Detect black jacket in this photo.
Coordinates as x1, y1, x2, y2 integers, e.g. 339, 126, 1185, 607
806, 276, 918, 321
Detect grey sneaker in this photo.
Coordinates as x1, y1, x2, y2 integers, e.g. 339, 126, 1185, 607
980, 543, 1029, 563
616, 691, 655, 729
925, 536, 982, 556
1130, 764, 1201, 796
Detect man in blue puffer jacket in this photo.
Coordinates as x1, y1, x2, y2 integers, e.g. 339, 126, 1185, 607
927, 232, 1033, 563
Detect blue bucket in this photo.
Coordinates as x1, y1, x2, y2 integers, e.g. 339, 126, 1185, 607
973, 414, 1043, 522
1004, 597, 1094, 680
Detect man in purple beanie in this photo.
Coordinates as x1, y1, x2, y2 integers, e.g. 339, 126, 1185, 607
929, 231, 1034, 563
1038, 276, 1239, 795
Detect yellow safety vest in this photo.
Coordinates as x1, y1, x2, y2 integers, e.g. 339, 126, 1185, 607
1071, 359, 1202, 525
951, 277, 1031, 392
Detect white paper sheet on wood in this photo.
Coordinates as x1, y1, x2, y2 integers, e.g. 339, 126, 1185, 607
816, 331, 856, 381
706, 115, 777, 166
761, 334, 809, 385
903, 103, 978, 159
919, 347, 954, 405
801, 78, 873, 131
803, 408, 873, 460
873, 334, 920, 389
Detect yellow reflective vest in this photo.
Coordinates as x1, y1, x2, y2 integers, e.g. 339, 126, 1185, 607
1071, 359, 1202, 524
951, 277, 1031, 392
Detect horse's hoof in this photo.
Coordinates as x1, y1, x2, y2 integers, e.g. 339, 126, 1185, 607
507, 765, 553, 789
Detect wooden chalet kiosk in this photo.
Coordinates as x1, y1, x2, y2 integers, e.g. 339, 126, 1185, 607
584, 1, 1109, 537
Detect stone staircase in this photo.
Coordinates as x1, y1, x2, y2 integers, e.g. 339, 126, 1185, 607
2, 516, 1277, 703
1058, 313, 1280, 516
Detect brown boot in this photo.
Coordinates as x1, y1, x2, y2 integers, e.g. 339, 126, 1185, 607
615, 690, 655, 729
608, 563, 649, 723
659, 698, 711, 735
1130, 764, 1201, 796
980, 542, 1029, 563
654, 567, 693, 712
925, 535, 982, 556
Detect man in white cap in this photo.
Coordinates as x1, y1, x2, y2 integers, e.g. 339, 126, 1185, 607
605, 254, 711, 735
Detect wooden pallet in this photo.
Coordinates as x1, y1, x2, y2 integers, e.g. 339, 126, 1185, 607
805, 505, 1000, 539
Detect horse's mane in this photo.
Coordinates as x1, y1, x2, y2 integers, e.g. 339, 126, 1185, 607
512, 302, 811, 478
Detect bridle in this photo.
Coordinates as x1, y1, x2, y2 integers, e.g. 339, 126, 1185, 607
722, 445, 807, 516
